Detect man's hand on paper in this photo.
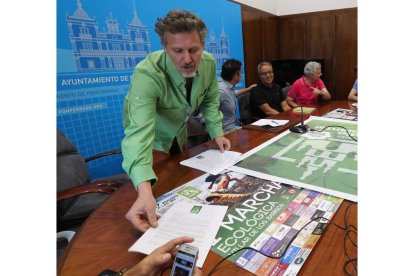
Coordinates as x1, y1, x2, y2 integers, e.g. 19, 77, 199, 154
124, 236, 202, 276
125, 181, 158, 232
214, 136, 231, 153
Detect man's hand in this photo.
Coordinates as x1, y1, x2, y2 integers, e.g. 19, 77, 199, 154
311, 87, 321, 95
214, 136, 231, 153
125, 181, 158, 232
247, 83, 257, 90
124, 237, 202, 276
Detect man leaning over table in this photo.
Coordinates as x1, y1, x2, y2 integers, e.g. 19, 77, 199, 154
121, 9, 231, 232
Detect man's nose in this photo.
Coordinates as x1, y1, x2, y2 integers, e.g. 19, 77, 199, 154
183, 51, 192, 63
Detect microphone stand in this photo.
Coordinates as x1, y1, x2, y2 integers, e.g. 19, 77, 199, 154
289, 92, 308, 134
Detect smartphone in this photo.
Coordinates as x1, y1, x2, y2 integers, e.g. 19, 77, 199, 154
170, 244, 199, 276
262, 124, 276, 131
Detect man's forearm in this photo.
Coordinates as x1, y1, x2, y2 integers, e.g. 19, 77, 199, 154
286, 99, 298, 108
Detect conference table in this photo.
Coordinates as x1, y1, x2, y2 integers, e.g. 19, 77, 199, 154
58, 100, 357, 275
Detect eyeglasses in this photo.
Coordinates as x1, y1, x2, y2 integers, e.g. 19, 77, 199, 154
259, 70, 273, 76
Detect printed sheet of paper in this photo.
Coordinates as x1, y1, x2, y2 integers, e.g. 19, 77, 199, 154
251, 119, 289, 127
180, 149, 242, 175
129, 201, 228, 268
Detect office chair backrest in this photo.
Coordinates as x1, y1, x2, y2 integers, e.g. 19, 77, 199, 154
57, 131, 91, 220
237, 92, 251, 120
57, 131, 90, 192
282, 82, 291, 99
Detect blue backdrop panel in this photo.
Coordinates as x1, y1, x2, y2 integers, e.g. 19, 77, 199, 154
57, 0, 245, 179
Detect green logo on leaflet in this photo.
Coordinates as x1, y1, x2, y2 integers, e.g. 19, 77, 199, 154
190, 205, 202, 214
177, 186, 201, 199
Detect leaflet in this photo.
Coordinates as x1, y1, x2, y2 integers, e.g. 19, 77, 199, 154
180, 149, 242, 175
129, 201, 228, 268
251, 119, 289, 127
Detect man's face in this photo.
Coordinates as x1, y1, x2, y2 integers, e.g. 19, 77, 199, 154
258, 65, 274, 87
233, 70, 242, 85
309, 68, 322, 82
163, 30, 203, 78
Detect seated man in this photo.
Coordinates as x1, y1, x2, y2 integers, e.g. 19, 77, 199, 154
348, 79, 358, 101
286, 61, 331, 107
249, 62, 290, 118
218, 58, 256, 133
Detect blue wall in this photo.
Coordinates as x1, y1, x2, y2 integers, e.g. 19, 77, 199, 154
57, 0, 245, 179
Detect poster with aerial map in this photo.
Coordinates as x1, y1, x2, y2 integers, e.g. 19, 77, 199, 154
231, 116, 357, 201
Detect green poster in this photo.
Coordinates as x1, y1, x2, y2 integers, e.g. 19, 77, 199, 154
233, 117, 357, 201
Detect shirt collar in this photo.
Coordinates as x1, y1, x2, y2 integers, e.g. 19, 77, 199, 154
219, 78, 235, 90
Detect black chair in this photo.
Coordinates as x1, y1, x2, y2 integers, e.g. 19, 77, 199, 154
237, 92, 258, 125
282, 82, 291, 99
57, 130, 130, 260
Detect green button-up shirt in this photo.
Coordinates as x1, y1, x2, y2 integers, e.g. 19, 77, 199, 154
122, 50, 223, 188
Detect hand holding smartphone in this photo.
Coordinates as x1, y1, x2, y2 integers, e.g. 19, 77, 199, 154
170, 244, 199, 276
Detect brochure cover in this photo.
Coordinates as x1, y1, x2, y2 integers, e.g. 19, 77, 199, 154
155, 170, 343, 276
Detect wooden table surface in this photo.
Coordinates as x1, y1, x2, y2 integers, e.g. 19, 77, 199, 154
58, 101, 358, 276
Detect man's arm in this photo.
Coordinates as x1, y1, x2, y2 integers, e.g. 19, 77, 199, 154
200, 57, 230, 151
281, 100, 291, 111
286, 85, 300, 108
214, 136, 231, 152
235, 83, 257, 96
348, 88, 358, 101
311, 87, 331, 101
125, 181, 158, 232
311, 80, 331, 101
122, 68, 161, 232
258, 103, 281, 116
199, 59, 224, 140
286, 96, 299, 108
121, 69, 159, 186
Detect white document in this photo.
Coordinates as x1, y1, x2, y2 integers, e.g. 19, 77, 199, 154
128, 201, 228, 268
251, 118, 289, 127
180, 149, 242, 175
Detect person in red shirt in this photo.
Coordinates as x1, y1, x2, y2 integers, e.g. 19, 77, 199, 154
286, 61, 331, 107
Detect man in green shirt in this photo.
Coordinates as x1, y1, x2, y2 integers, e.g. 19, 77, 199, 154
122, 9, 231, 232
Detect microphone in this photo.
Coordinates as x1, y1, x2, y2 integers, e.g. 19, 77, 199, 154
289, 91, 308, 134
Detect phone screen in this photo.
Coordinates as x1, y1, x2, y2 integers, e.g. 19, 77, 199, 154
171, 248, 197, 276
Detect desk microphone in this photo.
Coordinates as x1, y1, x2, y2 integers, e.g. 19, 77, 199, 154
289, 91, 308, 134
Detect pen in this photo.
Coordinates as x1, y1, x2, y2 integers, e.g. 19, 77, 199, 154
271, 120, 280, 126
